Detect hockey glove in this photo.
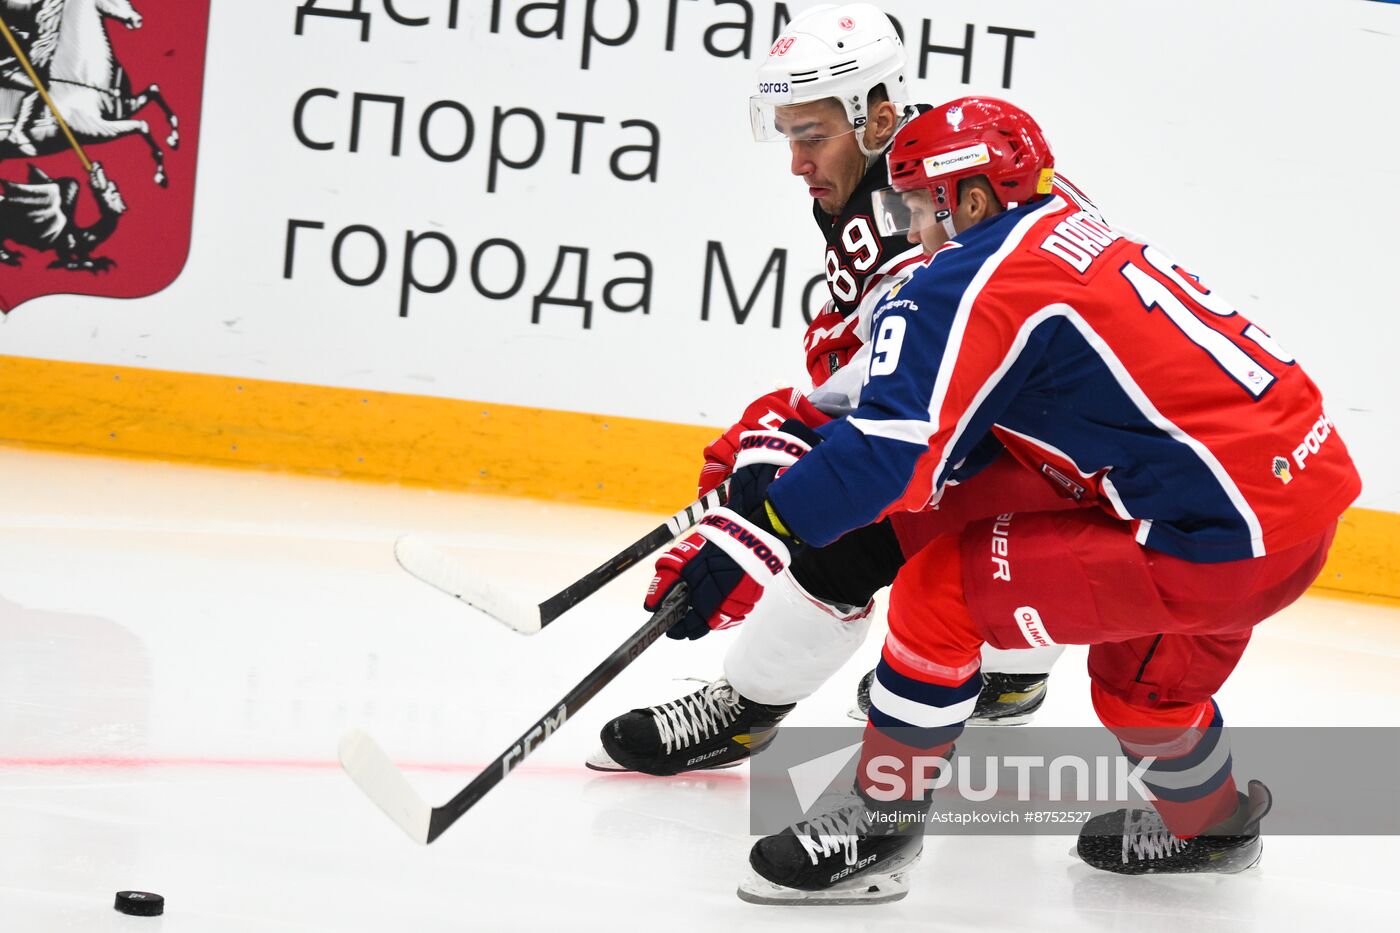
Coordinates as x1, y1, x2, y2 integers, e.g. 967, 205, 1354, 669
644, 528, 765, 640
645, 506, 798, 640
803, 307, 863, 388
647, 421, 821, 640
697, 389, 831, 495
723, 419, 824, 517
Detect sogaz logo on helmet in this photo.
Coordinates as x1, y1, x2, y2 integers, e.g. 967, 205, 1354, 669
758, 81, 791, 96
923, 144, 991, 178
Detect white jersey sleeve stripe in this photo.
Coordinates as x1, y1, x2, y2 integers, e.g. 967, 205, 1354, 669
847, 416, 935, 446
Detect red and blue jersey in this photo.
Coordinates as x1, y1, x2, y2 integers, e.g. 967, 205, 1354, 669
770, 191, 1362, 562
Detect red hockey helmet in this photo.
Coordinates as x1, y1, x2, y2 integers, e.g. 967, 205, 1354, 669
872, 97, 1056, 239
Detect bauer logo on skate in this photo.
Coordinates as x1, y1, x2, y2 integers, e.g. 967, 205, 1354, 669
698, 514, 786, 574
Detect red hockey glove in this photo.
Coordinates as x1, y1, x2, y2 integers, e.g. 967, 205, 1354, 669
803, 308, 863, 388
655, 422, 821, 641
697, 388, 831, 495
643, 531, 766, 640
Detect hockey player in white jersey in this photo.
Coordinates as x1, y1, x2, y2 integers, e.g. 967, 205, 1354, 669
587, 3, 1077, 778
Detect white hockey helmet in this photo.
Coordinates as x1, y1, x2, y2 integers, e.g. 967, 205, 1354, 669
750, 3, 910, 157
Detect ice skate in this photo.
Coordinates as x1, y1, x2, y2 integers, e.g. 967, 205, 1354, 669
850, 668, 1049, 724
1076, 779, 1272, 874
587, 678, 793, 775
738, 789, 925, 905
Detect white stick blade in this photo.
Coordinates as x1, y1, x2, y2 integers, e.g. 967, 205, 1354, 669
338, 729, 432, 844
393, 534, 542, 635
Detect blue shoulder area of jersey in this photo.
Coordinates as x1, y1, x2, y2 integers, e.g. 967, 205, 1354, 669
777, 200, 1058, 547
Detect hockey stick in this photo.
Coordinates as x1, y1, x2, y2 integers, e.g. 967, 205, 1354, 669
338, 584, 690, 844
394, 483, 727, 635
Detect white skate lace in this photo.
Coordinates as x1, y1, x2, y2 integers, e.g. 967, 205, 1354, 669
650, 679, 744, 755
1121, 808, 1187, 864
793, 794, 872, 867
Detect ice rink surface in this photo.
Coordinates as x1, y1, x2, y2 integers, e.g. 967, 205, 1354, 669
2, 446, 1397, 931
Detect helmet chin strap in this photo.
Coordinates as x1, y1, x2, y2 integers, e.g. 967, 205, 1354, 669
858, 104, 917, 163
934, 204, 959, 240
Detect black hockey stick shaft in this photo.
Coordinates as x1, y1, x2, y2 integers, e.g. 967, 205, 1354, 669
534, 483, 727, 629
425, 584, 689, 843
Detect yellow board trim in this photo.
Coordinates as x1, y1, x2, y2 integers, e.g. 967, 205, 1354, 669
1313, 506, 1400, 603
0, 354, 1395, 601
0, 354, 717, 514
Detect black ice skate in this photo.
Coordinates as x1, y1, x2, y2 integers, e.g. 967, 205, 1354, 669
968, 671, 1049, 724
1076, 780, 1273, 875
739, 789, 925, 905
586, 679, 794, 776
849, 669, 1048, 725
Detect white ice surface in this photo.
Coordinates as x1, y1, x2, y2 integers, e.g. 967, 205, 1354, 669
0, 446, 1396, 931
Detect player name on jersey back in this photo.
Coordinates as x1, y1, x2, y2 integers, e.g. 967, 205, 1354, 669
1038, 210, 1123, 274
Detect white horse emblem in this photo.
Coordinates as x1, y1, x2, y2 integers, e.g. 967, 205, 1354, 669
0, 0, 179, 185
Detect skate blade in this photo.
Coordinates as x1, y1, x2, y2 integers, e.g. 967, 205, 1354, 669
585, 746, 627, 772
736, 857, 918, 906
1068, 841, 1264, 874
965, 712, 1036, 726
1217, 840, 1264, 874
584, 745, 746, 774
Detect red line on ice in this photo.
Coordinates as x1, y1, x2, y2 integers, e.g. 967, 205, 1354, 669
0, 755, 747, 782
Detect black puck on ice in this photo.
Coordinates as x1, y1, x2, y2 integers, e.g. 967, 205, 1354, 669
114, 891, 164, 916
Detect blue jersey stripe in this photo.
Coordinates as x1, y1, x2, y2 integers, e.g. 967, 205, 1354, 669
778, 202, 1055, 547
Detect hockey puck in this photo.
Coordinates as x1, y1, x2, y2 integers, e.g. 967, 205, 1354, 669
114, 891, 164, 916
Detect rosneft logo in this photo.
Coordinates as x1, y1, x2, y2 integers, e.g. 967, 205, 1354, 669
923, 143, 991, 178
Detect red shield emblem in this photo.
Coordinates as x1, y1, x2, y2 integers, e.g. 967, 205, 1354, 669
0, 0, 210, 313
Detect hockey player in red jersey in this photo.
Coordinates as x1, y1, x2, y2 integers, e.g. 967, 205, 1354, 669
656, 98, 1361, 902
587, 2, 1087, 779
